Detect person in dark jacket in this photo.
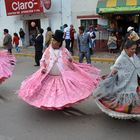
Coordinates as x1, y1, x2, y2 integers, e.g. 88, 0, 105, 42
19, 28, 25, 47
34, 28, 44, 66
3, 29, 13, 54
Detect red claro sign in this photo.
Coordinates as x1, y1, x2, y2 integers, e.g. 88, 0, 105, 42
4, 0, 44, 16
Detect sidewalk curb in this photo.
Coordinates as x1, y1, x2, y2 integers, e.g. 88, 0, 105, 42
14, 53, 115, 63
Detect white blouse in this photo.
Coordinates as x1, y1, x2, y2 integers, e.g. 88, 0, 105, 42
49, 49, 61, 75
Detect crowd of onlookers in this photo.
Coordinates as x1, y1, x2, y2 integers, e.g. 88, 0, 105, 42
3, 28, 25, 54
3, 24, 140, 68
107, 26, 140, 54
44, 24, 97, 64
2, 23, 97, 65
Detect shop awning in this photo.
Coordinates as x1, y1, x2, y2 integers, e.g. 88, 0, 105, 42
97, 0, 140, 14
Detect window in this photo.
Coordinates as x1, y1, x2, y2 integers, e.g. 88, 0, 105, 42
80, 19, 97, 31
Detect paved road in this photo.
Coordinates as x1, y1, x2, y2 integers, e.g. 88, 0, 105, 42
0, 57, 139, 140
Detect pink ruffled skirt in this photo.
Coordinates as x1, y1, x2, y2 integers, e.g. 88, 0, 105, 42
19, 62, 100, 110
0, 50, 16, 84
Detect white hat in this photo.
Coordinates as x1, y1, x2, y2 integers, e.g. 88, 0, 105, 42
127, 26, 134, 32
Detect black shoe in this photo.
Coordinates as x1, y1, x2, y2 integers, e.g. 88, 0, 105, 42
34, 64, 39, 66
11, 63, 15, 65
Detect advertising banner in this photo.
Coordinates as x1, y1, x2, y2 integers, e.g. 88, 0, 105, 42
4, 0, 44, 16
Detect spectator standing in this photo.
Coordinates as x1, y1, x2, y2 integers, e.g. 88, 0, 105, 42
107, 32, 117, 53
127, 26, 140, 42
127, 26, 140, 55
3, 29, 13, 54
88, 27, 96, 55
70, 24, 76, 55
19, 28, 25, 47
34, 28, 44, 66
13, 33, 20, 53
30, 22, 39, 46
120, 26, 140, 53
63, 24, 71, 51
77, 26, 91, 64
45, 27, 53, 48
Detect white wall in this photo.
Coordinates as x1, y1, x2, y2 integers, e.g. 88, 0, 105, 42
71, 0, 97, 14
43, 0, 72, 30
71, 0, 98, 31
61, 0, 71, 26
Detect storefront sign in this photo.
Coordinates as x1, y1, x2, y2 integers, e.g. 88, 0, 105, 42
4, 0, 44, 16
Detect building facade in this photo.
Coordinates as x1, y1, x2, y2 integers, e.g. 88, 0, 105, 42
0, 0, 108, 48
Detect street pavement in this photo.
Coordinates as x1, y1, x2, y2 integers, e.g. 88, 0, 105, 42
0, 46, 119, 63
12, 46, 119, 62
0, 56, 140, 140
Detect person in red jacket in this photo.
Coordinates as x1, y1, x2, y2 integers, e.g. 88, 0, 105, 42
70, 24, 76, 55
13, 33, 20, 53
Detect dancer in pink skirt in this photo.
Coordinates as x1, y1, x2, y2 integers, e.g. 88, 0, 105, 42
19, 30, 100, 110
0, 50, 16, 84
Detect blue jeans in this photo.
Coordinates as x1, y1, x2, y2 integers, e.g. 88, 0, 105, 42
65, 39, 71, 51
20, 37, 25, 46
15, 44, 20, 53
79, 51, 91, 64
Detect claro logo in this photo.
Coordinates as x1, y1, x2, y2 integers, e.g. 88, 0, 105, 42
12, 0, 37, 11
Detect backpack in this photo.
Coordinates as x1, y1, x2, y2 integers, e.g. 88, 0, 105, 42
90, 31, 96, 39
